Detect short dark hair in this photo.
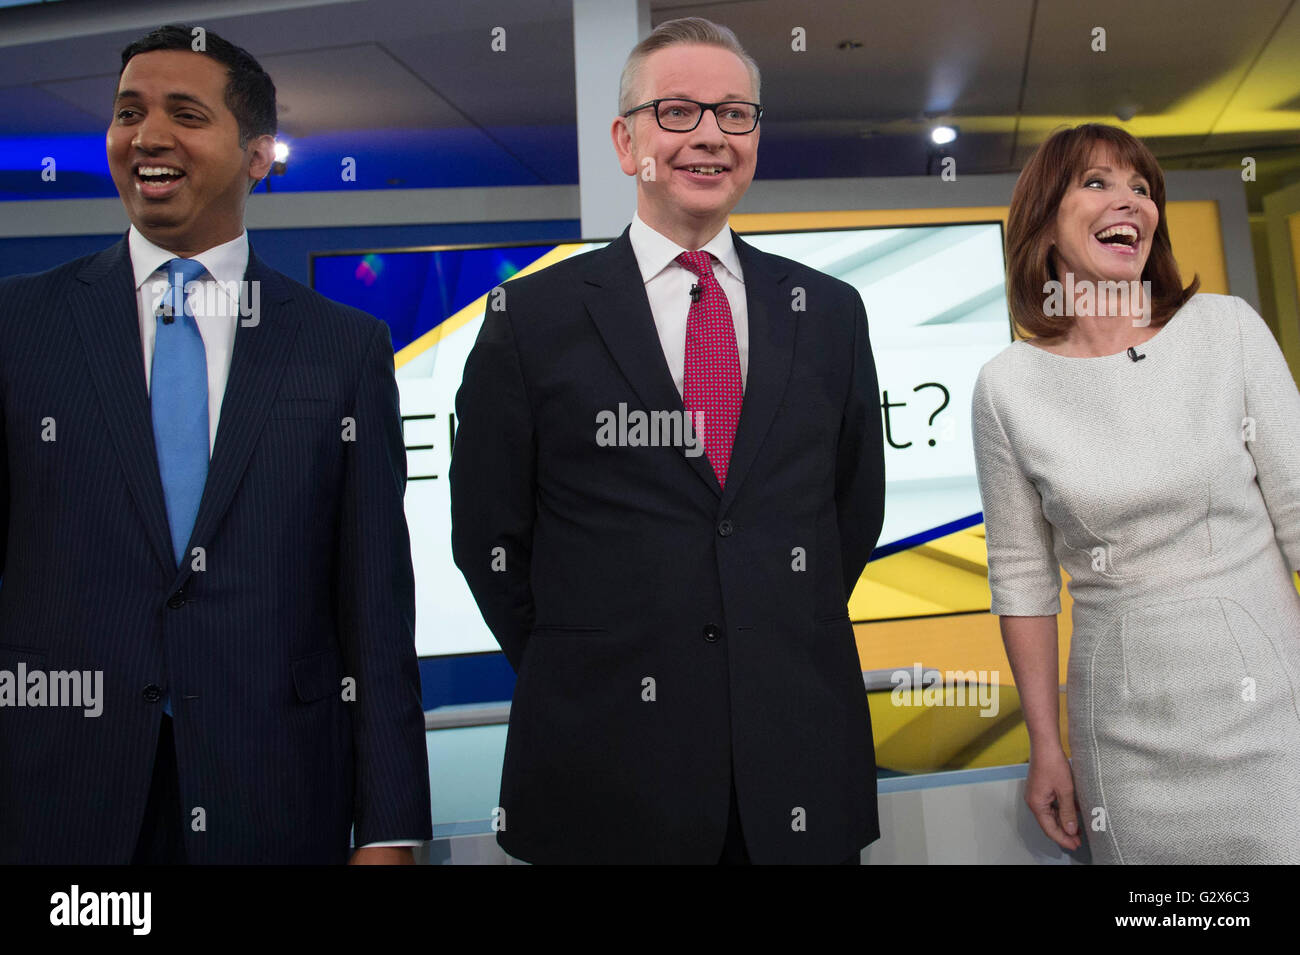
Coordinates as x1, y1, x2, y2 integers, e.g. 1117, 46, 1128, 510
119, 24, 277, 147
1006, 123, 1199, 338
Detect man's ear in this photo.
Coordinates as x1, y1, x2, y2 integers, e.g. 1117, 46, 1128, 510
611, 116, 638, 177
246, 133, 276, 188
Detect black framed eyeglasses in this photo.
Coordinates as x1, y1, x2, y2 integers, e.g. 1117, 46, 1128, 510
622, 98, 763, 134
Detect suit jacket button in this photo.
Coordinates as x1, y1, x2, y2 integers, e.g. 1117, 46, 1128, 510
142, 684, 163, 703
703, 624, 721, 642
166, 590, 187, 609
717, 519, 734, 537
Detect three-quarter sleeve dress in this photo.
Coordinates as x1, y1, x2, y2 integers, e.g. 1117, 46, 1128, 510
972, 293, 1300, 864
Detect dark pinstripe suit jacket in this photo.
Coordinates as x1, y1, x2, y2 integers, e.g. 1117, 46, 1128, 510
0, 236, 431, 863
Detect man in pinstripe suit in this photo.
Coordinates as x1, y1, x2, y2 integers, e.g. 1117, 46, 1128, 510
0, 25, 430, 863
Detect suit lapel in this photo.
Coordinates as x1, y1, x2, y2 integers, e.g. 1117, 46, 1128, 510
719, 231, 794, 511
582, 228, 722, 497
181, 249, 298, 585
71, 237, 177, 576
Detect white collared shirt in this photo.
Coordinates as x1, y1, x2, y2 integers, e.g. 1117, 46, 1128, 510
129, 225, 247, 455
628, 211, 749, 396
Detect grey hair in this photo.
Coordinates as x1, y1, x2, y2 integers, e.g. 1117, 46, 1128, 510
617, 17, 761, 116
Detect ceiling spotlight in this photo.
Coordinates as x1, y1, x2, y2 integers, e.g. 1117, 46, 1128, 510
266, 139, 290, 191
930, 125, 957, 145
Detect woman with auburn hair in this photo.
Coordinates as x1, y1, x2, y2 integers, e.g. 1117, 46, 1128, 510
972, 123, 1300, 864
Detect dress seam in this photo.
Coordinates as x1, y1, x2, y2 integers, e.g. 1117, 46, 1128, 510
1087, 630, 1124, 864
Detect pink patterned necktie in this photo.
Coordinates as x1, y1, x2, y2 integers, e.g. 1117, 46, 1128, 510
676, 250, 742, 488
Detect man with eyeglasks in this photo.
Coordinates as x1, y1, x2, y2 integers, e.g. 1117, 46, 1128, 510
450, 16, 884, 865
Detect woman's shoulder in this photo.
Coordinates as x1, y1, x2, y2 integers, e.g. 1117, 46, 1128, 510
973, 341, 1038, 418
1179, 291, 1242, 309
1167, 293, 1272, 353
1171, 291, 1265, 329
977, 338, 1037, 383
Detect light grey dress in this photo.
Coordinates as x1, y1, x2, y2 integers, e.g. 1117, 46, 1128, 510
972, 293, 1300, 864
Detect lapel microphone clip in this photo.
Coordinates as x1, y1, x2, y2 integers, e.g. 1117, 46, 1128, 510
689, 283, 702, 303
156, 304, 176, 325
1127, 346, 1145, 362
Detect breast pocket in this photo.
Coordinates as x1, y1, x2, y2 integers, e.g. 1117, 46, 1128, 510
267, 396, 334, 421
774, 376, 835, 460
0, 641, 48, 668
253, 396, 346, 503
779, 376, 829, 408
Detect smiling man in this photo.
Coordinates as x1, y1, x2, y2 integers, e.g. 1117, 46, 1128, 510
0, 25, 430, 863
450, 17, 886, 864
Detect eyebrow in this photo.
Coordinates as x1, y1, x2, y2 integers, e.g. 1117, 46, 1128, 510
114, 90, 213, 111
1083, 165, 1149, 180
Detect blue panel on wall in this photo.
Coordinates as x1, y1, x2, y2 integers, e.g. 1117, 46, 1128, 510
0, 126, 579, 200
419, 654, 516, 711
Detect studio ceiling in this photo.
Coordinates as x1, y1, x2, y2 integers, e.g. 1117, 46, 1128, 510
1, 0, 1296, 203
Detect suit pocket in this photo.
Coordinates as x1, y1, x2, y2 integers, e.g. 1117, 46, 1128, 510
268, 397, 333, 421
0, 642, 48, 677
776, 376, 835, 457
517, 627, 626, 693
0, 641, 48, 657
779, 376, 828, 408
1119, 598, 1245, 698
291, 647, 344, 703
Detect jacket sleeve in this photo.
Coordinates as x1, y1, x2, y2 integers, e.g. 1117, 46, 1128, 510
1235, 296, 1300, 570
336, 320, 431, 845
835, 289, 887, 599
448, 290, 537, 671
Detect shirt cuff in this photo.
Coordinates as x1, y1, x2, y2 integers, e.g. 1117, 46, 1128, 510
358, 840, 424, 848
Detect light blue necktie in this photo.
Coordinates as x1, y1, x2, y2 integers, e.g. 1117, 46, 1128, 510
151, 257, 209, 717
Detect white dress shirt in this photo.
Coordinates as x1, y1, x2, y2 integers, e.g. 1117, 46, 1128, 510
130, 225, 245, 455
627, 211, 748, 395
128, 227, 419, 852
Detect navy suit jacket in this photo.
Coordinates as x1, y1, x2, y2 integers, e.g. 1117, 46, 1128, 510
0, 236, 431, 863
450, 227, 885, 863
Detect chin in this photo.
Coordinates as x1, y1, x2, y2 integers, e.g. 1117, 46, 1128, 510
137, 213, 184, 234
1088, 260, 1141, 282
678, 194, 727, 215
